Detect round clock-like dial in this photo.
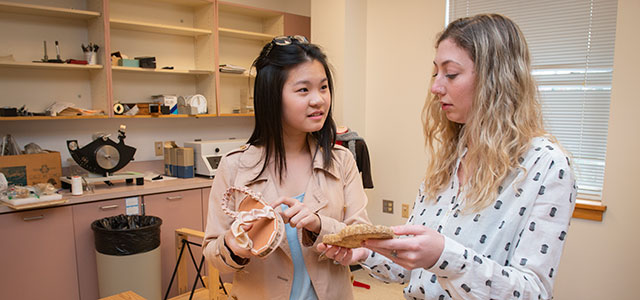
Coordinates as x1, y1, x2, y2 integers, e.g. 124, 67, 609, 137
96, 145, 120, 170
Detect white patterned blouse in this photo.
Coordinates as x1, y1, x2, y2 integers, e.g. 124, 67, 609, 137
361, 137, 577, 300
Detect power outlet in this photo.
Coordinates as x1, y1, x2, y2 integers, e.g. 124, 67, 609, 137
154, 141, 163, 156
402, 204, 410, 218
382, 199, 394, 214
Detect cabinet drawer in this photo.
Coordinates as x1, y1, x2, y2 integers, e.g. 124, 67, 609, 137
0, 206, 79, 300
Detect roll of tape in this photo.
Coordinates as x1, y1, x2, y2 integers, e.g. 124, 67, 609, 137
113, 103, 125, 115
71, 176, 83, 196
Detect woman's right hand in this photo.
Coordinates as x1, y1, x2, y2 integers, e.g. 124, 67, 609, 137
317, 243, 371, 266
223, 224, 254, 259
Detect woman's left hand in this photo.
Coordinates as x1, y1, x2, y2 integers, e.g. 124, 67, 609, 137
363, 224, 445, 270
272, 196, 321, 233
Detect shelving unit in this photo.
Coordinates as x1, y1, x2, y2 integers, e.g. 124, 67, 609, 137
0, 0, 309, 120
0, 0, 107, 119
108, 0, 216, 117
216, 1, 284, 115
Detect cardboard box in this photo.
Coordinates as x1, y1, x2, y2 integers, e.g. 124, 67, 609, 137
175, 147, 194, 178
175, 147, 194, 167
0, 151, 62, 187
163, 146, 194, 178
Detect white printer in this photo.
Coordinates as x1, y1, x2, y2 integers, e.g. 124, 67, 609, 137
184, 139, 247, 177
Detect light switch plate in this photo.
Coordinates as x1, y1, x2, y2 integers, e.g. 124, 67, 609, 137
402, 204, 410, 218
383, 199, 394, 214
154, 141, 163, 156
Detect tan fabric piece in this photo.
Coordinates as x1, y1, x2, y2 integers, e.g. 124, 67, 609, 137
322, 224, 395, 248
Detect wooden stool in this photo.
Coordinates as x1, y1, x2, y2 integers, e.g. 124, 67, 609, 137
99, 290, 146, 300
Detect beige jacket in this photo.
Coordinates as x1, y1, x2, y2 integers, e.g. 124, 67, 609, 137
203, 141, 371, 300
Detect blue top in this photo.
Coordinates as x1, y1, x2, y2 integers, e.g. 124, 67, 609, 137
281, 193, 318, 300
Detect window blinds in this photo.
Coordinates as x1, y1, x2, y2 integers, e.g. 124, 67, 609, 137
447, 0, 618, 200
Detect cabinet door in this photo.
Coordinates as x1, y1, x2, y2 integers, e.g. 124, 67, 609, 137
72, 198, 128, 300
0, 206, 79, 300
202, 187, 211, 228
143, 189, 203, 298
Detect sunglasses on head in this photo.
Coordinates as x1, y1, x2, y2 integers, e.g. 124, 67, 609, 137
264, 35, 309, 57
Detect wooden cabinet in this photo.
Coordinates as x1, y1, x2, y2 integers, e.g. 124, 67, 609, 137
0, 206, 80, 300
143, 189, 203, 298
0, 0, 310, 120
72, 197, 128, 300
0, 183, 210, 299
202, 187, 211, 228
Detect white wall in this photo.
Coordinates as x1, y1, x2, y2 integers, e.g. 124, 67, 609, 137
226, 0, 310, 16
310, 0, 367, 135
361, 1, 445, 225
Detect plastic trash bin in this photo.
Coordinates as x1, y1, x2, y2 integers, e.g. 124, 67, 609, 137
92, 214, 162, 300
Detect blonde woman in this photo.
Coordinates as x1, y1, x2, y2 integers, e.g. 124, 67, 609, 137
319, 14, 576, 299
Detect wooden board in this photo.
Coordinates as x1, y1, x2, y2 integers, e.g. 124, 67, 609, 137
99, 290, 147, 300
1, 198, 68, 210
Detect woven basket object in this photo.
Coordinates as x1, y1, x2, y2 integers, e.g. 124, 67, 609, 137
221, 186, 285, 258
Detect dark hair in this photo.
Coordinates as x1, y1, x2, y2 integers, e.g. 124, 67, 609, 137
248, 38, 336, 181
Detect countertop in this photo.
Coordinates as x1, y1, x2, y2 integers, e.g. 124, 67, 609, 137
0, 176, 213, 214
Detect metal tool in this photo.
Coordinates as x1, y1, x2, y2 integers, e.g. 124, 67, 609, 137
38, 40, 63, 63
55, 40, 61, 60
66, 125, 137, 177
42, 41, 48, 62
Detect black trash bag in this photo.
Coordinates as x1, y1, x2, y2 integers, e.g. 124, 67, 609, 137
91, 214, 162, 256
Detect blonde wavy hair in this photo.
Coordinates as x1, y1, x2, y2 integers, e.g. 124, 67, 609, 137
422, 14, 550, 212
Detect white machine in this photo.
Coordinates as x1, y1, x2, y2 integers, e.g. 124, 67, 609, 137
184, 139, 247, 177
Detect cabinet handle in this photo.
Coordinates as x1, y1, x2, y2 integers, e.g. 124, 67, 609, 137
23, 215, 44, 221
100, 205, 119, 210
166, 195, 183, 200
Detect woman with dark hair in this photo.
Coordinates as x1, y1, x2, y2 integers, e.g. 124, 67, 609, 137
320, 14, 576, 300
203, 36, 370, 300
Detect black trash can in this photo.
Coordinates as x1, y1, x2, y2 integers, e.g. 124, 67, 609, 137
92, 214, 162, 300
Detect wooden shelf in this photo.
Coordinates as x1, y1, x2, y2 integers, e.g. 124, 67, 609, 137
0, 115, 109, 121
218, 113, 254, 117
573, 199, 607, 221
110, 18, 212, 37
0, 1, 100, 19
0, 61, 103, 70
218, 27, 275, 41
218, 2, 282, 18
112, 66, 214, 75
148, 0, 213, 7
112, 114, 217, 119
219, 72, 254, 78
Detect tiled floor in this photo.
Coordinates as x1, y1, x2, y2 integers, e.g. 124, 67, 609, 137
352, 268, 406, 300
